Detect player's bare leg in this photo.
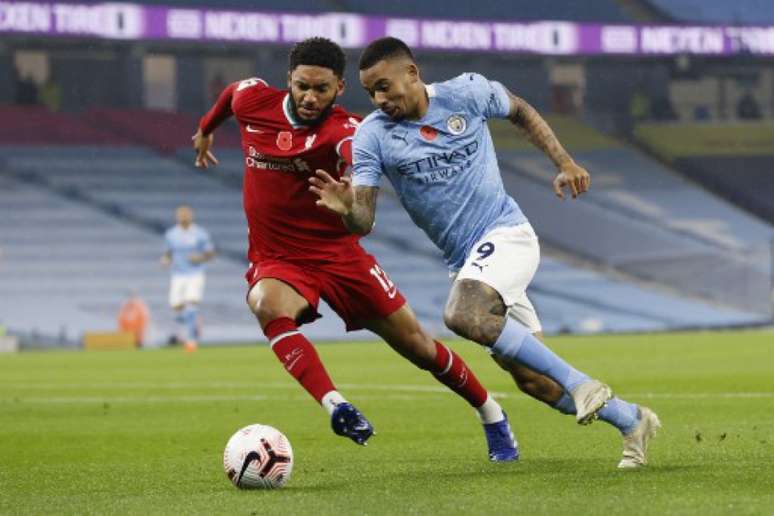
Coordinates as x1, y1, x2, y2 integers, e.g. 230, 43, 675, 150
172, 303, 197, 351
171, 304, 186, 347
468, 295, 565, 405
443, 279, 655, 464
490, 355, 564, 406
248, 278, 373, 445
363, 303, 518, 461
445, 279, 610, 421
181, 302, 200, 352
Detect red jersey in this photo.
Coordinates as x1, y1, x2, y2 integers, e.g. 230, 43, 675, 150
199, 78, 361, 264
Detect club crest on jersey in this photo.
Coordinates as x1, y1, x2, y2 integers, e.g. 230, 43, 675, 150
420, 125, 438, 141
446, 114, 467, 135
276, 131, 293, 151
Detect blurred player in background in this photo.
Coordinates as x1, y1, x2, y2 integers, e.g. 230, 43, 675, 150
160, 205, 216, 352
311, 37, 660, 468
192, 37, 519, 460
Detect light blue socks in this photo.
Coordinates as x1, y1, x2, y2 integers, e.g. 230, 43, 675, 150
493, 318, 640, 435
552, 392, 640, 435
182, 306, 198, 341
492, 318, 589, 393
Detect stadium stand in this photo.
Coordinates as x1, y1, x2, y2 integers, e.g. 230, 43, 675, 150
0, 150, 260, 345
1, 109, 770, 345
82, 109, 242, 154
674, 156, 774, 225
497, 116, 773, 316
635, 122, 774, 225
0, 106, 132, 146
0, 145, 446, 343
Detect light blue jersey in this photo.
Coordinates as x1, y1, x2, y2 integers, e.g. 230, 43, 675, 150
164, 224, 214, 276
353, 73, 528, 271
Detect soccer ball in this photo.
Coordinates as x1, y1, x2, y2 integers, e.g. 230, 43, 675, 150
223, 424, 294, 489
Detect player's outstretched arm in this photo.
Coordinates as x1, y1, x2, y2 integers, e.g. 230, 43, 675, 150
309, 170, 378, 235
506, 91, 591, 199
193, 81, 240, 168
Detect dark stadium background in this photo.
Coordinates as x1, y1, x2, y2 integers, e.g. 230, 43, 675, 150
0, 0, 771, 347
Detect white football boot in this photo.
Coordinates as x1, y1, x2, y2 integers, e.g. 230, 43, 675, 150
571, 379, 613, 425
618, 406, 661, 469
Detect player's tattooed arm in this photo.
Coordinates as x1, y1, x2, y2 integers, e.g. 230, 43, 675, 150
506, 90, 591, 199
506, 91, 571, 167
308, 171, 378, 235
343, 186, 378, 235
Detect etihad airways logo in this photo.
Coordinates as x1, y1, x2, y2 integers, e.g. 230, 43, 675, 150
395, 141, 478, 183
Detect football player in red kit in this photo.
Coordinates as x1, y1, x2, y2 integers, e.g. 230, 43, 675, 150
192, 37, 518, 461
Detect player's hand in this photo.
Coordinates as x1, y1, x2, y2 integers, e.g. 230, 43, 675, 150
553, 160, 591, 200
192, 129, 219, 168
308, 170, 354, 216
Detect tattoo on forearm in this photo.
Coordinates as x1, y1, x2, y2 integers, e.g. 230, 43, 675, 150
508, 93, 571, 168
343, 186, 378, 235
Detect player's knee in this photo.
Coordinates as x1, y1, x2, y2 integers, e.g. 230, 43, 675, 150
248, 295, 284, 327
443, 307, 475, 340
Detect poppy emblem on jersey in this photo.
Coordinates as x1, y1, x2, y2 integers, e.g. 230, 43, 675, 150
276, 131, 293, 151
419, 125, 438, 141
446, 115, 467, 135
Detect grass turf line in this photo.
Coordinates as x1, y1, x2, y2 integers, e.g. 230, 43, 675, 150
1, 330, 772, 515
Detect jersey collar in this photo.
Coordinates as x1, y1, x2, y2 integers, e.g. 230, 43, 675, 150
425, 83, 437, 97
282, 93, 304, 129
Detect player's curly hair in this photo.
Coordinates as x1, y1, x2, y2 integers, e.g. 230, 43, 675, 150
358, 37, 415, 71
288, 37, 346, 78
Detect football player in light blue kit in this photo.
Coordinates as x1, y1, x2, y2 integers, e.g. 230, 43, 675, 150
310, 37, 660, 468
161, 205, 216, 351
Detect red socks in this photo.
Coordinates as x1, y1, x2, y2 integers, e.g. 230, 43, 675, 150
432, 341, 488, 408
265, 319, 487, 411
264, 317, 335, 403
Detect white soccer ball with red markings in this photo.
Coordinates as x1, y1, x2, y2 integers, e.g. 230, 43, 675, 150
223, 424, 294, 489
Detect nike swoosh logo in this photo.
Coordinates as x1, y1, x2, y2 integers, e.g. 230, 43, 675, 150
285, 354, 302, 372
387, 287, 397, 299
236, 438, 291, 487
246, 125, 263, 133
237, 451, 261, 486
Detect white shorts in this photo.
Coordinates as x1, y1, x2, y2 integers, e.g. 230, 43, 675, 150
169, 273, 206, 308
454, 223, 542, 333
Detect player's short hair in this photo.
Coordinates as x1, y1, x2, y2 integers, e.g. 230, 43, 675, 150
288, 37, 346, 78
358, 37, 415, 71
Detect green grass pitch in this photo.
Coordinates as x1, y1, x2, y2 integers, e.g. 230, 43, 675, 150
1, 330, 773, 515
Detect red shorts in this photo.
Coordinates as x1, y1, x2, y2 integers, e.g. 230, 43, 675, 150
245, 249, 406, 331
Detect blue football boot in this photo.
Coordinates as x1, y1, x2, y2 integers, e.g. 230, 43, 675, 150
484, 412, 519, 462
331, 402, 374, 445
